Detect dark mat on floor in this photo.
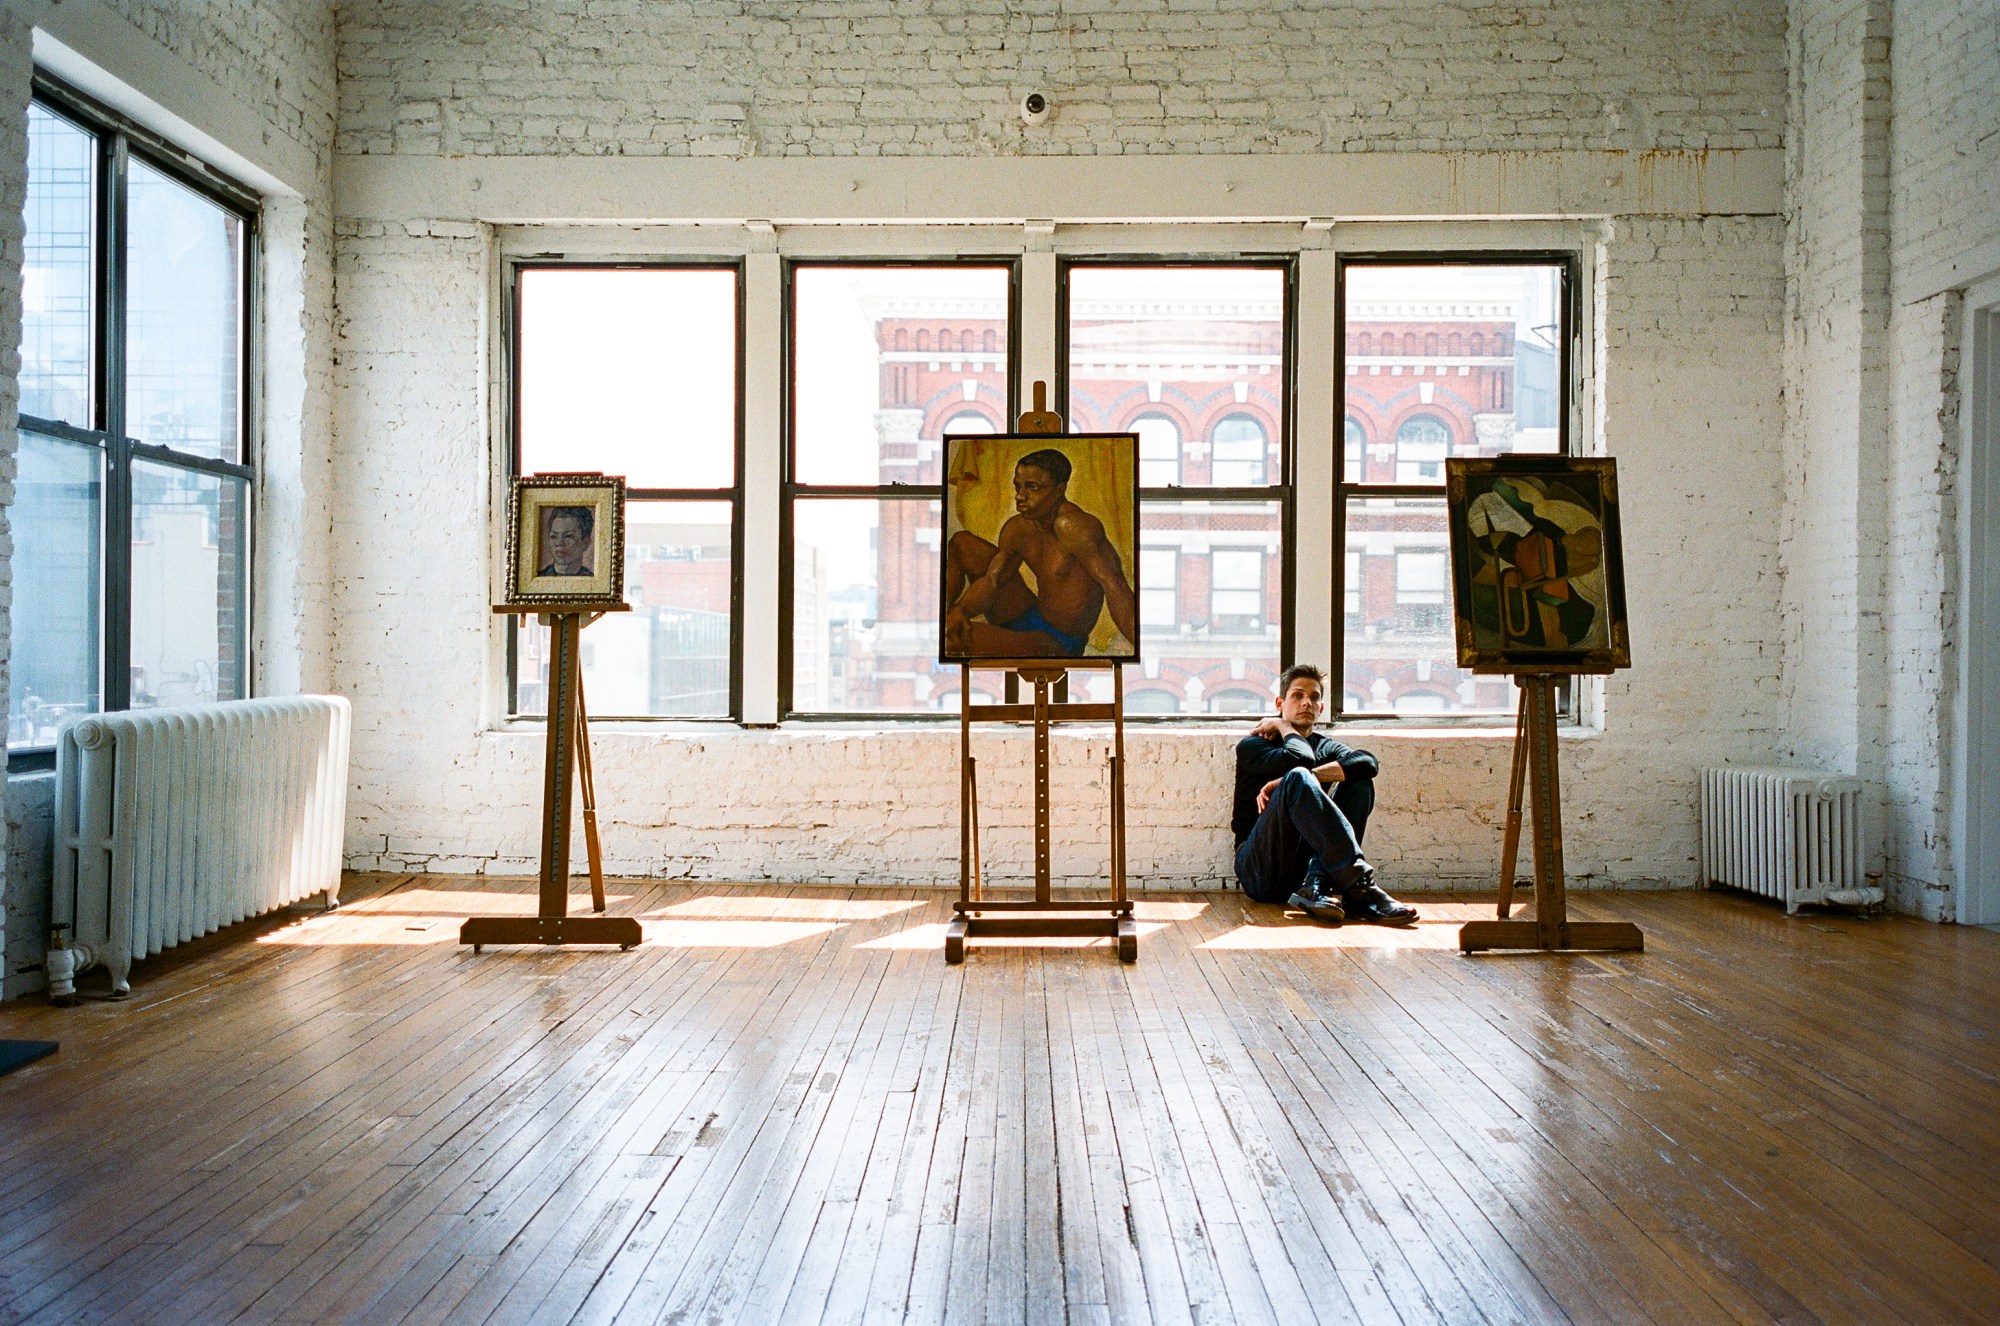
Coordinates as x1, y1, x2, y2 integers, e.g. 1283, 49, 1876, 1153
0, 1041, 57, 1077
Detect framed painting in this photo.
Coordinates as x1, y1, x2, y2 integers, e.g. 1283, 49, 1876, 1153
939, 432, 1141, 663
1445, 456, 1631, 675
503, 472, 627, 606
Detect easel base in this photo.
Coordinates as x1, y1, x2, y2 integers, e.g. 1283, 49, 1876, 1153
460, 915, 643, 952
1458, 920, 1644, 954
945, 914, 1139, 964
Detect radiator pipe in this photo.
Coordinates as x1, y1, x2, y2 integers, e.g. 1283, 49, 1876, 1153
46, 924, 97, 1008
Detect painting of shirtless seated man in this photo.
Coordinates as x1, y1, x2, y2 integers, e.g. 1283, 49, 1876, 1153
942, 446, 1139, 661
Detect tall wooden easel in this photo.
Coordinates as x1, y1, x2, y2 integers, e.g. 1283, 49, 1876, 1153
463, 606, 642, 953
945, 384, 1138, 964
1458, 674, 1643, 954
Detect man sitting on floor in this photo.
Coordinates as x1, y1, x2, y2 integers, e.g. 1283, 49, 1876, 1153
1232, 663, 1419, 926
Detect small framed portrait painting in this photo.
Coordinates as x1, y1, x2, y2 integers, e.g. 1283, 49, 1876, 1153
1445, 456, 1631, 675
939, 432, 1141, 664
504, 472, 627, 606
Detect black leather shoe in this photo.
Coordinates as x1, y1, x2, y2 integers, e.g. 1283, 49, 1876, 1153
1342, 883, 1419, 926
1286, 882, 1345, 924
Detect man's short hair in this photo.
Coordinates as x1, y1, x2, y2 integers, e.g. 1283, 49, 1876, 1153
1277, 663, 1326, 696
1017, 448, 1072, 486
547, 505, 594, 539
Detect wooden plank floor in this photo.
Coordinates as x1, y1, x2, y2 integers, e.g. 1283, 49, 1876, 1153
5, 875, 2000, 1324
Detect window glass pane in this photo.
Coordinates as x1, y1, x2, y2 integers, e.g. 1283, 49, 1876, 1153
517, 501, 732, 718
1343, 496, 1514, 716
1343, 416, 1364, 483
793, 496, 944, 713
1134, 499, 1281, 716
131, 459, 246, 707
10, 430, 101, 747
794, 266, 1012, 487
1135, 415, 1180, 487
1139, 546, 1178, 628
22, 105, 94, 427
1342, 263, 1563, 483
1211, 413, 1268, 486
518, 267, 738, 489
125, 158, 243, 461
1068, 266, 1285, 488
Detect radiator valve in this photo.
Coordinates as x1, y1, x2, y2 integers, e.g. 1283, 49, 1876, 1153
46, 924, 96, 1008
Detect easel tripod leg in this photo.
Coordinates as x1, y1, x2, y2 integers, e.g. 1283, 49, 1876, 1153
1497, 690, 1530, 919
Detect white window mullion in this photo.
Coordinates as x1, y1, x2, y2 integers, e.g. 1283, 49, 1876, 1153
1293, 248, 1337, 673
1020, 247, 1057, 424
740, 248, 783, 724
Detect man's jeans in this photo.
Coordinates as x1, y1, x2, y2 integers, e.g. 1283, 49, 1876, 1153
1234, 767, 1375, 904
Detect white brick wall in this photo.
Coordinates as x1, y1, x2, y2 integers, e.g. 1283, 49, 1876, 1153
1890, 2, 2000, 296
1780, 0, 1891, 790
0, 10, 31, 989
330, 209, 1788, 890
336, 0, 1786, 159
1, 0, 338, 994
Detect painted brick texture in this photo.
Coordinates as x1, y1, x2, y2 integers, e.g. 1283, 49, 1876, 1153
335, 0, 1787, 159
329, 214, 1787, 889
0, 11, 30, 986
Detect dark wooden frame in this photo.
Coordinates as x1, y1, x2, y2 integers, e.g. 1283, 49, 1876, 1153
1333, 252, 1579, 719
1444, 455, 1631, 676
12, 76, 259, 768
938, 430, 1142, 665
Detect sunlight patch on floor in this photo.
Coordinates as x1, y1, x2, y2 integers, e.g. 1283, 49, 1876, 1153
642, 895, 927, 921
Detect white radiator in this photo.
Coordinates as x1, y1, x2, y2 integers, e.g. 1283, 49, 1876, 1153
1699, 766, 1865, 914
54, 696, 351, 993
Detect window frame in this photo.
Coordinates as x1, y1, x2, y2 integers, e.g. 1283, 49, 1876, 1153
12, 74, 260, 767
778, 256, 1022, 720
1057, 255, 1298, 723
501, 257, 749, 722
1331, 250, 1579, 722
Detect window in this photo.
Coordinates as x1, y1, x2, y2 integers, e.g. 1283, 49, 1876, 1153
1343, 416, 1365, 483
509, 264, 741, 718
1395, 549, 1449, 633
1336, 257, 1569, 717
1210, 414, 1268, 486
1066, 262, 1289, 714
1210, 548, 1265, 625
12, 84, 254, 753
1134, 415, 1181, 487
787, 262, 1014, 715
1394, 415, 1450, 483
1139, 546, 1179, 630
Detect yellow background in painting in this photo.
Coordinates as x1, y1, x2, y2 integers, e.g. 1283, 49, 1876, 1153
943, 434, 1138, 653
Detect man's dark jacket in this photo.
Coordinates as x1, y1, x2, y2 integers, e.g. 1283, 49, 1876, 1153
1231, 730, 1378, 845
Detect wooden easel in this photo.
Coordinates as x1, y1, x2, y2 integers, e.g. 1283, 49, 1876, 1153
1458, 674, 1643, 954
463, 605, 642, 953
945, 384, 1138, 964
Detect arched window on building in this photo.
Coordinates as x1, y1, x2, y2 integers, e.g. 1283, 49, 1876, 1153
1207, 688, 1266, 715
894, 328, 907, 350
1393, 691, 1452, 715
942, 410, 994, 437
1395, 414, 1450, 483
1124, 688, 1182, 715
1343, 415, 1365, 483
917, 329, 930, 352
983, 329, 996, 354
1210, 414, 1267, 486
1134, 414, 1181, 487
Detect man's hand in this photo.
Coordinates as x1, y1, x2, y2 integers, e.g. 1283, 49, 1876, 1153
1251, 716, 1295, 741
1255, 777, 1282, 814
